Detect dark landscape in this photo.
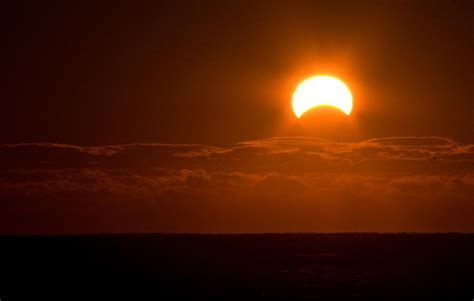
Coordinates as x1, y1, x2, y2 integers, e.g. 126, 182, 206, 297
1, 233, 473, 299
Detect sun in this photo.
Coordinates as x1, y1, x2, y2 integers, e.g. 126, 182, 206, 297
292, 75, 352, 118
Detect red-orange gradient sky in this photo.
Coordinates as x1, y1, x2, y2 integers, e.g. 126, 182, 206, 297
0, 1, 473, 234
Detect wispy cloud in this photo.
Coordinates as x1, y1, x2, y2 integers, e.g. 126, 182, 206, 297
1, 137, 473, 234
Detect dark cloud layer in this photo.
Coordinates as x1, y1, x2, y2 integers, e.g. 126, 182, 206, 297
1, 137, 473, 234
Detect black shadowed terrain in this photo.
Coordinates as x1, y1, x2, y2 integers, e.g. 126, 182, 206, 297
0, 233, 473, 300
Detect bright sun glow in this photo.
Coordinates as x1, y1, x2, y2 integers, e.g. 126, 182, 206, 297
292, 75, 352, 118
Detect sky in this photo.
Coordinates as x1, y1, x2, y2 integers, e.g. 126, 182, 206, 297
1, 1, 473, 234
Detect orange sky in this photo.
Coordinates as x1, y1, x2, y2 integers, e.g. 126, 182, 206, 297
2, 1, 473, 145
0, 1, 473, 233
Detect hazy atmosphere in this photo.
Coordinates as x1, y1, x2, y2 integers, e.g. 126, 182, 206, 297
1, 1, 473, 234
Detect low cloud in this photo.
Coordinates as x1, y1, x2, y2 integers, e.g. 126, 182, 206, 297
1, 137, 473, 234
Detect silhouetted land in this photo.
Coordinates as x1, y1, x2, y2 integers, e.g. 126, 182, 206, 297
0, 233, 473, 300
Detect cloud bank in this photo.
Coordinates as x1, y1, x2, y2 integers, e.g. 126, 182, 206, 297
1, 137, 473, 234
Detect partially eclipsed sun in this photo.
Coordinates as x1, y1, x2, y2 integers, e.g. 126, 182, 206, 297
292, 75, 352, 118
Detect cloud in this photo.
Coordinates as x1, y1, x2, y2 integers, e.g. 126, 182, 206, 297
0, 137, 473, 234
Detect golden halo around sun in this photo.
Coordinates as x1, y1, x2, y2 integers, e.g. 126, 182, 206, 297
292, 75, 352, 118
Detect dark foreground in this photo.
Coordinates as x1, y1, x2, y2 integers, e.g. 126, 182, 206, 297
0, 234, 473, 300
